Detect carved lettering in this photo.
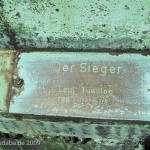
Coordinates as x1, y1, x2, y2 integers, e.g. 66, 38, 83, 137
55, 62, 122, 76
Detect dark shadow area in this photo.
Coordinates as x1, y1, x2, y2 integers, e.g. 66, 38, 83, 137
144, 137, 150, 150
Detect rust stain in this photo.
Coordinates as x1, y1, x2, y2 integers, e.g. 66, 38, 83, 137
9, 52, 150, 121
0, 50, 16, 112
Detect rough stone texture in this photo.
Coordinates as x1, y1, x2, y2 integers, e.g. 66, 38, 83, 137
0, 136, 143, 150
0, 51, 16, 112
0, 0, 150, 50
0, 115, 148, 149
0, 1, 150, 149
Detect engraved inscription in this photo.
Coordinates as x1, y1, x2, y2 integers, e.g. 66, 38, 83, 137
10, 52, 150, 121
55, 62, 122, 75
52, 62, 122, 108
57, 84, 113, 96
56, 83, 114, 106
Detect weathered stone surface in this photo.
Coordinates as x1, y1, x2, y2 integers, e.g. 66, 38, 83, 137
0, 136, 143, 150
0, 115, 148, 149
9, 52, 150, 121
0, 51, 16, 112
0, 0, 150, 50
0, 0, 150, 148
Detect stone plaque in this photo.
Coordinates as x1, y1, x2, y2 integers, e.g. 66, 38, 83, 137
10, 52, 150, 121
